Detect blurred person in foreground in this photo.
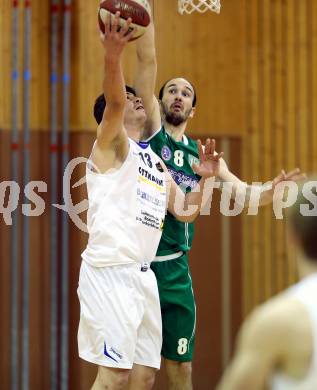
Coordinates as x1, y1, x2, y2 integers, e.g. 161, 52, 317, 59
216, 178, 317, 390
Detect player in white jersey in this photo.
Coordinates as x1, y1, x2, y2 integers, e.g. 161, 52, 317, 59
77, 13, 223, 390
216, 178, 317, 390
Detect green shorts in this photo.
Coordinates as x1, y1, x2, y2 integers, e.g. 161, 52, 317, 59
151, 252, 196, 362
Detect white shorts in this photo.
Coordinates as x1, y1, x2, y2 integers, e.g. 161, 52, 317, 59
77, 261, 162, 369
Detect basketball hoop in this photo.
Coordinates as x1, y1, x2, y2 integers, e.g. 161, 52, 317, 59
178, 0, 221, 14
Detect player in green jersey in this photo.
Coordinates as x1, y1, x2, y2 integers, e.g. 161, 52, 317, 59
133, 5, 305, 389
148, 120, 201, 380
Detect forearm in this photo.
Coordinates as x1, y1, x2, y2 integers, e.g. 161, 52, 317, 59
173, 177, 216, 222
136, 28, 156, 64
184, 178, 212, 216
134, 4, 157, 103
96, 13, 132, 150
243, 183, 274, 208
135, 23, 157, 94
136, 0, 155, 63
257, 184, 275, 206
103, 54, 126, 108
218, 166, 273, 209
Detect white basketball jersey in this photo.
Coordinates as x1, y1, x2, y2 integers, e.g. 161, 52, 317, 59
81, 139, 167, 267
271, 273, 317, 390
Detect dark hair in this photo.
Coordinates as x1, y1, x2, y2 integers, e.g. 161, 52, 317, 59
288, 179, 317, 261
159, 79, 197, 107
93, 85, 136, 125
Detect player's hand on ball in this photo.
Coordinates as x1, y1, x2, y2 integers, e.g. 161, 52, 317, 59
100, 12, 135, 55
192, 139, 224, 178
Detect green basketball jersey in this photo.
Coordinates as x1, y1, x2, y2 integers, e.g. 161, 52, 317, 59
148, 126, 201, 256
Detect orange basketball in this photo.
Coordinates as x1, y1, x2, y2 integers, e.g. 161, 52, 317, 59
98, 0, 151, 41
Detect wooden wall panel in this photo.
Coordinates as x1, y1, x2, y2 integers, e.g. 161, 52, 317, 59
261, 0, 273, 301
313, 2, 317, 167
0, 0, 50, 130
1, 0, 246, 135
0, 0, 14, 129
30, 1, 51, 130
243, 0, 317, 315
284, 0, 298, 286
0, 131, 12, 390
152, 0, 246, 136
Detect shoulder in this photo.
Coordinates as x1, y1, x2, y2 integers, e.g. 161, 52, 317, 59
146, 143, 164, 162
186, 134, 197, 147
240, 293, 309, 354
89, 138, 131, 174
144, 125, 164, 142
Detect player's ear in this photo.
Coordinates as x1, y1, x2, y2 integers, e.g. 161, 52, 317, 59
189, 107, 196, 118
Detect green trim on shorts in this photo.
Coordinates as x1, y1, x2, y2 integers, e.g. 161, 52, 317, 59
151, 252, 196, 362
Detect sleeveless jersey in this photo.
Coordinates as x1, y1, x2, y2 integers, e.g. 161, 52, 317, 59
81, 139, 167, 267
148, 126, 200, 256
271, 273, 317, 390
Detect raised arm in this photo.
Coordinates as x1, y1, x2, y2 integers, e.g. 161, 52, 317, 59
133, 0, 161, 137
218, 161, 305, 208
92, 13, 134, 171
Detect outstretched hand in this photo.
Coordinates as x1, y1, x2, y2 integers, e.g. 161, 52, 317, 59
100, 12, 135, 56
272, 168, 306, 190
192, 138, 224, 178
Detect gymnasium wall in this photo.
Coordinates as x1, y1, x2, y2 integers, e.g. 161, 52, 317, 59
0, 0, 246, 133
243, 0, 317, 313
1, 0, 317, 388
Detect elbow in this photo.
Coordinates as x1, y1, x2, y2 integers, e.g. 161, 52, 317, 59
173, 206, 199, 223
176, 214, 197, 223
106, 101, 125, 113
186, 212, 198, 223
182, 215, 196, 223
168, 193, 200, 222
137, 52, 157, 66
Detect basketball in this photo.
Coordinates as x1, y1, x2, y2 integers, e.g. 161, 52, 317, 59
98, 0, 151, 41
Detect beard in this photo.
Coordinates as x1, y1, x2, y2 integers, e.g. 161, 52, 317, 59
162, 103, 192, 126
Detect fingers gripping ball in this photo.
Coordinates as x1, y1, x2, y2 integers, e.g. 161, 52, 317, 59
99, 0, 151, 41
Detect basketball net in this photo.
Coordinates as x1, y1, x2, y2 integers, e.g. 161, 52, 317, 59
178, 0, 221, 14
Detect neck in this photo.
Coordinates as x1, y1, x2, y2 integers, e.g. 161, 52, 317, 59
298, 254, 317, 279
126, 125, 141, 142
163, 120, 187, 142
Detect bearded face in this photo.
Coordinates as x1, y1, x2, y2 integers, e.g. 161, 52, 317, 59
160, 78, 195, 126
161, 101, 193, 126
